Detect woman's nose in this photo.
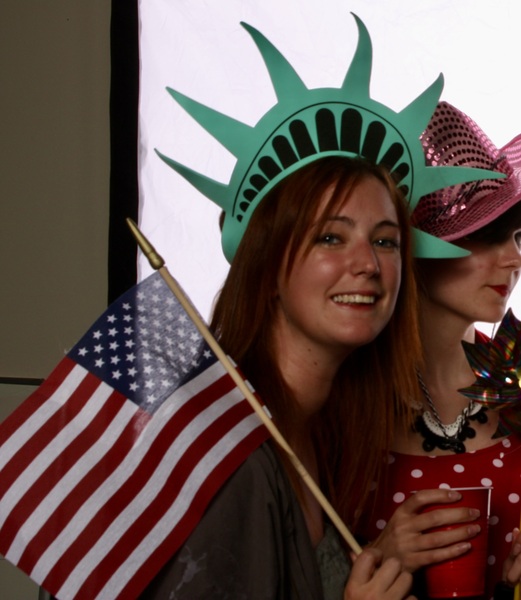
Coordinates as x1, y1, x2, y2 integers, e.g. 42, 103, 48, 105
500, 236, 521, 268
349, 241, 380, 276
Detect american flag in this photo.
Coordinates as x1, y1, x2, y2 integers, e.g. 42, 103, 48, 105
0, 271, 269, 599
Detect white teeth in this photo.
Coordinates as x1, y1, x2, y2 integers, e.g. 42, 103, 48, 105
332, 294, 376, 304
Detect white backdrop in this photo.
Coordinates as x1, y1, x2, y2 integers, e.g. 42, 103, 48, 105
137, 0, 521, 333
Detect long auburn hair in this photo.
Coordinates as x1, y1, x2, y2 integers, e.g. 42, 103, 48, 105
211, 156, 421, 527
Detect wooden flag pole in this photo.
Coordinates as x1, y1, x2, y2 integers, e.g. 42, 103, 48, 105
126, 218, 362, 556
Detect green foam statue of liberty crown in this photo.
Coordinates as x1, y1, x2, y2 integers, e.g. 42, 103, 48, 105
156, 15, 504, 263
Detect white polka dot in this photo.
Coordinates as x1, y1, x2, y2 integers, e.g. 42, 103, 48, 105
376, 519, 387, 530
508, 493, 520, 504
453, 464, 465, 473
439, 483, 451, 489
411, 469, 423, 479
481, 478, 493, 487
503, 438, 512, 448
506, 532, 514, 543
488, 555, 496, 566
500, 452, 505, 459
393, 492, 405, 503
493, 458, 504, 468
489, 515, 499, 526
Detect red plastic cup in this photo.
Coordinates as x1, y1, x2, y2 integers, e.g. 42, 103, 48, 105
421, 486, 491, 598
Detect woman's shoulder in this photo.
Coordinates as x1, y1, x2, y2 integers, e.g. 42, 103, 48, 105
224, 440, 289, 497
238, 440, 284, 475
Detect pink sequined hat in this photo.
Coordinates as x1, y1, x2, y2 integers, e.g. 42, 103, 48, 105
412, 101, 521, 242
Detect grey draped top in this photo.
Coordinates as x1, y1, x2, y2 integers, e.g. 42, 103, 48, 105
140, 442, 350, 599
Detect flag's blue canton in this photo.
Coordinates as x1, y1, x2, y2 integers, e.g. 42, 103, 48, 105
71, 272, 215, 413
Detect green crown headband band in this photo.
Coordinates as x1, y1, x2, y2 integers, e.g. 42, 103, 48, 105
156, 15, 504, 263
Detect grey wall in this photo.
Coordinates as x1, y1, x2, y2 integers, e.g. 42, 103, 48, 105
1, 1, 111, 380
0, 2, 112, 596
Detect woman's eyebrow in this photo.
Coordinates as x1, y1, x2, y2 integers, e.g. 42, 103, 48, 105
323, 216, 400, 229
323, 216, 355, 226
374, 219, 400, 230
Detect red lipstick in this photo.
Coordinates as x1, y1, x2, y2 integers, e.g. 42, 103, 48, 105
489, 285, 509, 298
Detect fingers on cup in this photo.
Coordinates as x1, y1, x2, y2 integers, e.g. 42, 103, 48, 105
409, 488, 461, 511
417, 504, 481, 532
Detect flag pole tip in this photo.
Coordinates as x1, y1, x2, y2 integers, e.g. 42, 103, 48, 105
126, 218, 165, 270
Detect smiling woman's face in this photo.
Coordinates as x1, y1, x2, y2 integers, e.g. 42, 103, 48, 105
273, 175, 402, 361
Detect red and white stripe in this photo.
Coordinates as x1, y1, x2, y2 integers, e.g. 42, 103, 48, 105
0, 357, 268, 599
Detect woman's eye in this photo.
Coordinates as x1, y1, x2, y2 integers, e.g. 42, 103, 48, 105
514, 230, 521, 249
317, 232, 342, 245
373, 238, 400, 250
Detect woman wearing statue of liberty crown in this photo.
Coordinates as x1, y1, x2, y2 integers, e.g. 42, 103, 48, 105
140, 16, 500, 599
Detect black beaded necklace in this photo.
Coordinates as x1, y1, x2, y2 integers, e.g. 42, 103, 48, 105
414, 372, 488, 454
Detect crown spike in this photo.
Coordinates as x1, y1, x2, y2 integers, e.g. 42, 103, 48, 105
340, 14, 372, 97
155, 149, 231, 211
166, 88, 254, 158
397, 75, 444, 134
413, 165, 505, 210
412, 228, 470, 259
240, 22, 309, 102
